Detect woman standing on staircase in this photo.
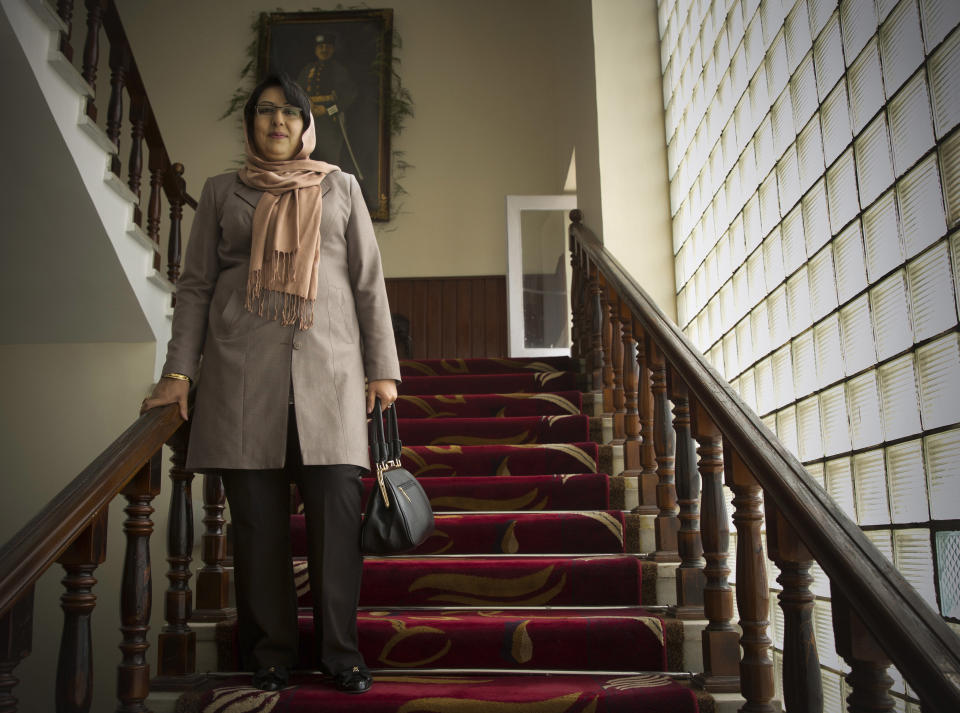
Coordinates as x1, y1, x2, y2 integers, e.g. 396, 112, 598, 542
141, 74, 400, 694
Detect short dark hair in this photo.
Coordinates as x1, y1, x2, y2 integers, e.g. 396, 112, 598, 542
243, 73, 312, 145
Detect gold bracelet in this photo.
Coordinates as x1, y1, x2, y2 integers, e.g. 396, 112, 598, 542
162, 372, 191, 383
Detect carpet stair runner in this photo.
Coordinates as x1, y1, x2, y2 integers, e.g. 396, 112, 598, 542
179, 357, 701, 713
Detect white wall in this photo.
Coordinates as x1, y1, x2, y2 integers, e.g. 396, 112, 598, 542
0, 342, 161, 713
592, 0, 677, 321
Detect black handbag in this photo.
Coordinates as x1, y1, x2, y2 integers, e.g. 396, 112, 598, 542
361, 398, 435, 555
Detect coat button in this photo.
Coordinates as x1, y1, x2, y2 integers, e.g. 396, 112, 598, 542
293, 341, 302, 350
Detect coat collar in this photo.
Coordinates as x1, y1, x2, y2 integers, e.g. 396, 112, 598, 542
233, 172, 333, 209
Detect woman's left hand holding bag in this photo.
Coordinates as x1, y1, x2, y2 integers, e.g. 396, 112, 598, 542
367, 378, 398, 413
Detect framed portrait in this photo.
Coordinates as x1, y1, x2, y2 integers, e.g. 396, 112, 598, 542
257, 9, 393, 220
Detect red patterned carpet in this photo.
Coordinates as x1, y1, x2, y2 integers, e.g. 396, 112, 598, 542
179, 357, 699, 713
181, 672, 697, 712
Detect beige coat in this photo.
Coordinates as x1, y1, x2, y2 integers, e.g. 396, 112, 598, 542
162, 170, 400, 471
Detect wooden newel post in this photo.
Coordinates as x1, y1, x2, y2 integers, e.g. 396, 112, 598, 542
692, 400, 739, 692
157, 422, 196, 676
725, 449, 774, 712
116, 454, 162, 713
634, 322, 658, 513
832, 586, 895, 713
648, 340, 679, 562
765, 501, 821, 713
193, 474, 232, 620
0, 587, 33, 713
56, 510, 108, 713
670, 374, 705, 618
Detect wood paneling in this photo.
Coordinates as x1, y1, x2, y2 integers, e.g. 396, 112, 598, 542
385, 276, 507, 359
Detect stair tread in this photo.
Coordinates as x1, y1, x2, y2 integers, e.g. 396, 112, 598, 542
296, 554, 644, 608
399, 356, 575, 376
368, 473, 611, 511
292, 510, 627, 556
178, 671, 699, 712
399, 371, 579, 395
396, 391, 583, 418
215, 607, 670, 673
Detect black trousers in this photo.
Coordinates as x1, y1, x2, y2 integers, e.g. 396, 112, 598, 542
220, 408, 366, 675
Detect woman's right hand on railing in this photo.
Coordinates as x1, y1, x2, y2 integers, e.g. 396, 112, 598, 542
141, 377, 189, 421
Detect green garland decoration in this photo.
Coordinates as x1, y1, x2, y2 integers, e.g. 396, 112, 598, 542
223, 5, 414, 223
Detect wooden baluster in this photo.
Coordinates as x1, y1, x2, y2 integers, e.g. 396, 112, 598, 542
726, 449, 774, 712
670, 375, 705, 618
608, 291, 625, 442
127, 97, 146, 226
167, 164, 185, 292
0, 587, 33, 713
766, 501, 821, 713
146, 154, 163, 271
600, 289, 615, 413
620, 305, 642, 480
157, 424, 195, 676
116, 455, 161, 713
193, 474, 231, 619
589, 263, 605, 392
568, 226, 581, 361
56, 510, 108, 713
648, 340, 679, 562
832, 587, 895, 713
106, 41, 128, 177
576, 249, 591, 368
56, 0, 74, 61
634, 322, 658, 513
692, 401, 739, 692
81, 0, 104, 121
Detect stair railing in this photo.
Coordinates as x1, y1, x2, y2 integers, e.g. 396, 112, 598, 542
569, 211, 960, 713
54, 0, 197, 299
0, 403, 186, 713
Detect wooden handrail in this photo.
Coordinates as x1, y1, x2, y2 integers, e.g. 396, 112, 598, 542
569, 213, 960, 712
0, 403, 182, 621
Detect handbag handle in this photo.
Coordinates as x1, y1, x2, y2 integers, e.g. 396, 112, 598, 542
385, 401, 403, 462
369, 397, 391, 507
369, 396, 389, 469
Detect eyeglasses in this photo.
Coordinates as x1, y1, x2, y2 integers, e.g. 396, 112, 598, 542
254, 103, 304, 119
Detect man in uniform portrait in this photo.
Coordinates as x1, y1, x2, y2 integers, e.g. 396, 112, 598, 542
296, 33, 362, 176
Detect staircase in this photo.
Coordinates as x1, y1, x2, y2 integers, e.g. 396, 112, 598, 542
1, 0, 194, 373
170, 356, 705, 712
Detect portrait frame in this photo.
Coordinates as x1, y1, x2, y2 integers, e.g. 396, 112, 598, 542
257, 9, 393, 220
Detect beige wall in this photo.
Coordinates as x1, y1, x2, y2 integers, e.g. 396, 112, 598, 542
591, 0, 676, 321
116, 0, 596, 279
0, 342, 161, 712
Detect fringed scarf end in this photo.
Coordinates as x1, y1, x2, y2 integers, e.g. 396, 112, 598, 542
244, 283, 315, 331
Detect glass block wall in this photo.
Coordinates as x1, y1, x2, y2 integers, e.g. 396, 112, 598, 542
657, 0, 960, 706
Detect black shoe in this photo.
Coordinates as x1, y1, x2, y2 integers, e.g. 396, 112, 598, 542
252, 665, 288, 691
333, 665, 372, 694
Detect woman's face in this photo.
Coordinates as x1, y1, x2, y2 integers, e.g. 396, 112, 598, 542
252, 86, 305, 161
